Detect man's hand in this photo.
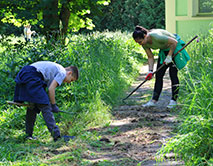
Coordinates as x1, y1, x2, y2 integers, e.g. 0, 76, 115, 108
145, 71, 153, 80
51, 104, 61, 113
164, 55, 172, 65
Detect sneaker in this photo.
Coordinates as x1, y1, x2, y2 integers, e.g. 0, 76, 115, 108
167, 100, 177, 109
25, 136, 37, 140
142, 100, 157, 107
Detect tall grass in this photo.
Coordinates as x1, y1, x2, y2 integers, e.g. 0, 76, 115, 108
0, 31, 144, 164
48, 31, 144, 134
158, 29, 213, 165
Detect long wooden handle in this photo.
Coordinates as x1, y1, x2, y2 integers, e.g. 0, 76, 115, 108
152, 35, 198, 75
7, 101, 30, 107
6, 101, 73, 114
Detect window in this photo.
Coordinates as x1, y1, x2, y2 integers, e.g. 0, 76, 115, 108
193, 0, 213, 16
199, 0, 213, 13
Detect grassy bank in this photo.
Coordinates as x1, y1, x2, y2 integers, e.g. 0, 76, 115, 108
0, 31, 144, 165
159, 29, 213, 165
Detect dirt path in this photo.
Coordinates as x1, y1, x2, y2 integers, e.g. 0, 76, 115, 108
83, 64, 184, 166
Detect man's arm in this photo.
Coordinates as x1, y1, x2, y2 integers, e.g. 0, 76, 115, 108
48, 80, 59, 104
144, 48, 154, 71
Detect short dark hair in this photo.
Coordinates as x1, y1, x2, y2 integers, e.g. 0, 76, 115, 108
132, 25, 149, 40
66, 66, 79, 80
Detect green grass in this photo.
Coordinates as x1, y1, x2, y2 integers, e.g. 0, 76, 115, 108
158, 29, 213, 166
0, 29, 212, 165
0, 31, 145, 165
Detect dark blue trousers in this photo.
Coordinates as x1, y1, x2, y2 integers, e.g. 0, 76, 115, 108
14, 66, 49, 104
26, 104, 60, 139
14, 66, 60, 139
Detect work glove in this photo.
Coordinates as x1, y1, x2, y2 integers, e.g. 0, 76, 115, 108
51, 104, 61, 113
145, 71, 153, 80
163, 55, 172, 65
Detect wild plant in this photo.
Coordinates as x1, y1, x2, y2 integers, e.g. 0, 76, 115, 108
0, 31, 143, 164
158, 29, 213, 165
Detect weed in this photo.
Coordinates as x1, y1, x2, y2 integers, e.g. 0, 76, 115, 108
158, 30, 213, 165
0, 31, 144, 164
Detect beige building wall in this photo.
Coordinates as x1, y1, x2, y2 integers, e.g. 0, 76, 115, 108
165, 0, 213, 39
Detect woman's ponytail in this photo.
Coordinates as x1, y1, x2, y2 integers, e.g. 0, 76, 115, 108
133, 25, 149, 40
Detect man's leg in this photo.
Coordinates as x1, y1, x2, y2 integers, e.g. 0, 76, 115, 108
26, 105, 37, 137
37, 104, 61, 140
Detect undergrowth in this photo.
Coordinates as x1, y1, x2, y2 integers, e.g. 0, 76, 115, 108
0, 31, 144, 165
158, 29, 213, 165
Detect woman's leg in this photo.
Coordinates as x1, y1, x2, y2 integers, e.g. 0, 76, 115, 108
169, 63, 179, 101
152, 59, 168, 101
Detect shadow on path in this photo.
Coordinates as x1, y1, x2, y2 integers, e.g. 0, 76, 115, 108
82, 64, 184, 166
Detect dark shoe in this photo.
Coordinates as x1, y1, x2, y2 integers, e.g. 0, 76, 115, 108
63, 135, 75, 142
54, 136, 61, 142
54, 135, 75, 142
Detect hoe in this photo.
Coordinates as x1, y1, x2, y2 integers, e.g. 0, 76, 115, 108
122, 35, 198, 103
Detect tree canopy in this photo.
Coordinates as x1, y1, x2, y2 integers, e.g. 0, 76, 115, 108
0, 0, 110, 39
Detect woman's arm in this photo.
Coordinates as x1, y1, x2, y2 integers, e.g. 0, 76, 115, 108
167, 37, 178, 56
163, 37, 178, 64
144, 48, 154, 71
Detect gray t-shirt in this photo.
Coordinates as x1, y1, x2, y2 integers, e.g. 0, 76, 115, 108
31, 61, 66, 87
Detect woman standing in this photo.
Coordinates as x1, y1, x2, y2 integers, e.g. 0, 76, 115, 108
133, 25, 190, 108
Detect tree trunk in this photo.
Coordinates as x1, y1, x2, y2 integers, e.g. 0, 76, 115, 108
42, 0, 60, 40
59, 1, 71, 43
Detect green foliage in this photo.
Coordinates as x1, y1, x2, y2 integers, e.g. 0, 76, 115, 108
0, 31, 143, 164
0, 0, 110, 37
90, 0, 165, 32
0, 0, 165, 36
158, 30, 213, 165
199, 0, 213, 13
55, 31, 144, 134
